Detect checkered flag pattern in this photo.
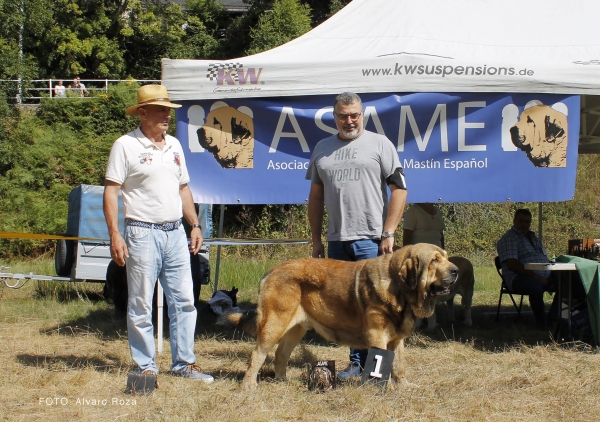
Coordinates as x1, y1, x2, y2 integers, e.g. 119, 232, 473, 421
206, 63, 243, 81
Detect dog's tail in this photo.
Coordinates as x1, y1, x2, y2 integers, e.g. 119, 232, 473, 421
216, 310, 258, 336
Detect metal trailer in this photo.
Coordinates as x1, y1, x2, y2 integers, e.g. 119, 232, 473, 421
1, 184, 210, 289
0, 185, 117, 287
0, 184, 211, 354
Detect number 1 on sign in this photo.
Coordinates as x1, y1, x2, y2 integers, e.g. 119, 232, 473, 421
370, 354, 383, 378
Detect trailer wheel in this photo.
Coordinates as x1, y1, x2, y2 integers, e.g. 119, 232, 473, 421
55, 238, 75, 276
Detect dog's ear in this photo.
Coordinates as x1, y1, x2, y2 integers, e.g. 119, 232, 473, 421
401, 256, 419, 290
391, 246, 419, 291
545, 115, 565, 141
227, 287, 238, 307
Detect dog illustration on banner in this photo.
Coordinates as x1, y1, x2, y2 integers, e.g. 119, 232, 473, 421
187, 102, 254, 168
502, 101, 568, 168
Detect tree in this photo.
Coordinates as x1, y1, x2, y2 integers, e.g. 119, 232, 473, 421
167, 0, 229, 62
14, 0, 126, 78
246, 0, 311, 55
0, 0, 228, 80
302, 0, 351, 26
0, 0, 47, 101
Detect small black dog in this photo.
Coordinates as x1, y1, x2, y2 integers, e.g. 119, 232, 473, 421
218, 286, 238, 308
201, 287, 239, 316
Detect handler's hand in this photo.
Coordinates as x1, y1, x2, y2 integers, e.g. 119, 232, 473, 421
312, 240, 325, 258
380, 237, 395, 254
189, 227, 203, 255
110, 234, 129, 266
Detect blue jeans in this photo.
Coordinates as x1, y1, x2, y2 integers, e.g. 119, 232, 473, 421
125, 224, 197, 373
328, 239, 380, 368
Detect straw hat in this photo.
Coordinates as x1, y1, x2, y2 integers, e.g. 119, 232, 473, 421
125, 84, 182, 116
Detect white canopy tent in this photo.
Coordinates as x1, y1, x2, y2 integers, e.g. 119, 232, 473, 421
163, 0, 600, 151
164, 0, 600, 96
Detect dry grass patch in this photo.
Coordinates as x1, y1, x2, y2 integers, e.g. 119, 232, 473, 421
2, 258, 600, 421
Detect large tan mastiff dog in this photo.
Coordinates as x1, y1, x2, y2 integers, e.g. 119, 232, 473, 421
220, 244, 458, 389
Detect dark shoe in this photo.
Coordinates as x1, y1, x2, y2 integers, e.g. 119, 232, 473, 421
337, 362, 362, 380
171, 364, 214, 383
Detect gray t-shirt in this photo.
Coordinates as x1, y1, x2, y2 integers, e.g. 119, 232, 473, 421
305, 130, 402, 241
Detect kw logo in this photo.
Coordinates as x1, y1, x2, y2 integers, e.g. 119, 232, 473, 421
207, 63, 263, 86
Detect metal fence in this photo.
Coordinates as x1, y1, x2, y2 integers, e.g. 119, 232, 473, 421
0, 79, 162, 104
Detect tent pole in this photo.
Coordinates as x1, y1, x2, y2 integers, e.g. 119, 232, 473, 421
213, 204, 225, 293
157, 283, 163, 354
538, 202, 543, 243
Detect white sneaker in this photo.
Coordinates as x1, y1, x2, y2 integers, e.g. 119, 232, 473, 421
172, 364, 214, 383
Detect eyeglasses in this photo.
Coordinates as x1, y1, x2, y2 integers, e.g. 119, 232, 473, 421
334, 112, 362, 121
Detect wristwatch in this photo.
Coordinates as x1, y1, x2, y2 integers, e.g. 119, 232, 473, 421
381, 231, 395, 239
191, 224, 202, 231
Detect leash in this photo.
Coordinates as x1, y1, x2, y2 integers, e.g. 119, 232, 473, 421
0, 232, 105, 241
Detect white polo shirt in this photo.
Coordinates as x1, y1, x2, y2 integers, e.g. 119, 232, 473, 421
105, 127, 190, 224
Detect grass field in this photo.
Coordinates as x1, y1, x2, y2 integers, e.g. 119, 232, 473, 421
1, 254, 599, 421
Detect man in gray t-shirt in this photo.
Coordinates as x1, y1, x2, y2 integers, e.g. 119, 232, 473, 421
305, 92, 408, 380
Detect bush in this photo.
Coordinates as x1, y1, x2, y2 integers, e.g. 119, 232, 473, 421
0, 83, 140, 258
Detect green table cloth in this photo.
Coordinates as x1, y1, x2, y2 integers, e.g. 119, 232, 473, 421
555, 255, 600, 344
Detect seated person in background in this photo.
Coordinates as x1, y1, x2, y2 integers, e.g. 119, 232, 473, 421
497, 208, 556, 328
403, 203, 445, 248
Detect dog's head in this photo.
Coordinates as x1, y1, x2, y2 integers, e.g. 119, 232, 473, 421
509, 104, 568, 168
197, 104, 254, 169
390, 244, 458, 318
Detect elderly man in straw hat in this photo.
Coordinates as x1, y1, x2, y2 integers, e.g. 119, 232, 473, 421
103, 85, 213, 382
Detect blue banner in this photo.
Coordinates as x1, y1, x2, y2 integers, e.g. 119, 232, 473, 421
175, 93, 579, 204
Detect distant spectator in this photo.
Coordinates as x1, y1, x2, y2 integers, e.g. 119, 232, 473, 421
73, 77, 87, 97
79, 80, 88, 96
54, 80, 66, 98
403, 203, 445, 248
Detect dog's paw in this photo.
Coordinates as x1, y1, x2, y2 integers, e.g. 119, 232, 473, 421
400, 379, 419, 388
241, 381, 258, 391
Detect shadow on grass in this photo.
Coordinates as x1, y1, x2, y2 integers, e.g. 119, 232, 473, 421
410, 302, 596, 351
42, 297, 594, 357
201, 299, 594, 355
16, 353, 127, 373
197, 297, 567, 350
206, 345, 319, 383
195, 299, 340, 349
41, 308, 128, 341
210, 369, 307, 385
